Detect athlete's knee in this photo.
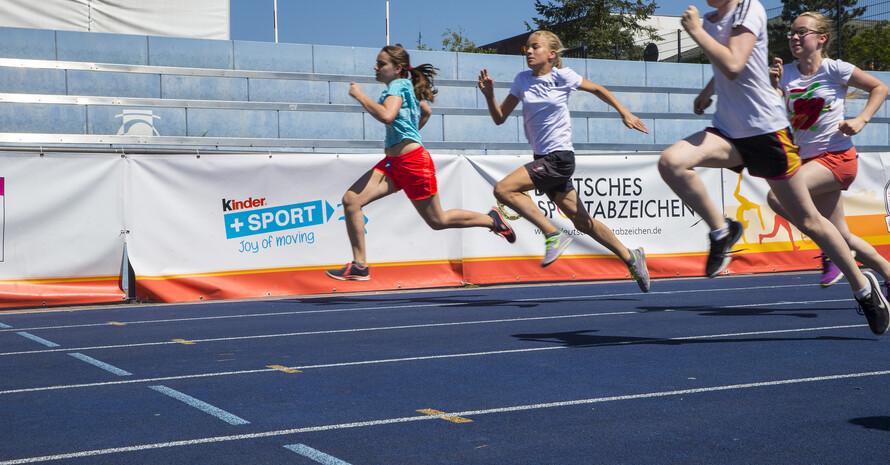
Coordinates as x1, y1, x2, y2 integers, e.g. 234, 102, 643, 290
341, 191, 361, 211
424, 216, 448, 230
493, 182, 511, 203
658, 148, 687, 179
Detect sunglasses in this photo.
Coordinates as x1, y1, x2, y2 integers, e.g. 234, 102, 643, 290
786, 28, 821, 39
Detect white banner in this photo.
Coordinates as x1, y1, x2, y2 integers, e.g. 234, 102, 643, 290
0, 0, 229, 39
0, 152, 125, 306
463, 154, 719, 258
125, 153, 471, 277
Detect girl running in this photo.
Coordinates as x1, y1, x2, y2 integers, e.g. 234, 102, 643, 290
768, 11, 889, 292
658, 0, 889, 333
478, 30, 652, 292
327, 45, 515, 281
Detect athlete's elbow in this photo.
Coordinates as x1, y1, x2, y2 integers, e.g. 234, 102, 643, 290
724, 64, 746, 81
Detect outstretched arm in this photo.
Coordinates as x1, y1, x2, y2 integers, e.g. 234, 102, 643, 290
478, 69, 519, 125
578, 79, 649, 133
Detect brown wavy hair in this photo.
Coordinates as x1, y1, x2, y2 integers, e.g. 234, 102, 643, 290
381, 45, 438, 103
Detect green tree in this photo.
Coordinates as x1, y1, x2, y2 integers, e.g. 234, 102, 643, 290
767, 0, 866, 63
844, 20, 890, 71
528, 0, 658, 60
440, 27, 495, 53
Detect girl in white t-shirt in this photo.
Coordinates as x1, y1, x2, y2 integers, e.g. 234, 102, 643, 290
768, 11, 889, 293
478, 30, 652, 292
659, 0, 888, 334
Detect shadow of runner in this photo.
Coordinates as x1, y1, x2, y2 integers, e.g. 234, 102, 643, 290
849, 416, 890, 431
512, 329, 873, 347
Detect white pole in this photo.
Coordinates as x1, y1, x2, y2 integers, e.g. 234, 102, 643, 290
273, 0, 279, 43
385, 1, 390, 45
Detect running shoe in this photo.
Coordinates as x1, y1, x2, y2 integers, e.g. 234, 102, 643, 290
855, 271, 890, 335
488, 208, 516, 243
541, 231, 572, 267
325, 262, 370, 281
705, 219, 743, 278
817, 253, 843, 288
627, 247, 650, 293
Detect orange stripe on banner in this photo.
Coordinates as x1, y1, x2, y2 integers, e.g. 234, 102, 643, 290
135, 260, 465, 303
0, 278, 126, 308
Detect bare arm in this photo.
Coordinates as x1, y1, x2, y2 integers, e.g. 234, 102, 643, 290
694, 78, 715, 115
478, 69, 519, 125
682, 5, 755, 81
577, 79, 649, 133
769, 57, 785, 97
418, 101, 432, 130
839, 67, 889, 136
349, 82, 401, 124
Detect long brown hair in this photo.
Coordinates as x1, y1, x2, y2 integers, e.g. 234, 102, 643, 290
380, 45, 438, 103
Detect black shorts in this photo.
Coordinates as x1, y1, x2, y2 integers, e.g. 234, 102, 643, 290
524, 150, 576, 198
707, 127, 801, 179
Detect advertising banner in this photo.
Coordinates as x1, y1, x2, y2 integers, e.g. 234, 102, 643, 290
0, 152, 126, 308
125, 153, 472, 302
723, 152, 890, 274
2, 151, 886, 307
462, 154, 720, 284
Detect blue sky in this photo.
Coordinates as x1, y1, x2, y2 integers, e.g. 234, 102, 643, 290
229, 0, 783, 49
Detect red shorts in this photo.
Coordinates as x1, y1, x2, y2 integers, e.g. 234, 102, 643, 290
803, 147, 858, 190
373, 146, 438, 200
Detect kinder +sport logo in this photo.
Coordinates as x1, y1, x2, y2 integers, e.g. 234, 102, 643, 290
223, 195, 336, 239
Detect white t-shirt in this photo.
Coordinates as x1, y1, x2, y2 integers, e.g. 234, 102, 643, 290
703, 0, 788, 138
779, 58, 856, 157
509, 67, 583, 155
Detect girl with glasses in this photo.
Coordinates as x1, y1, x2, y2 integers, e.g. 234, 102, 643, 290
769, 12, 890, 295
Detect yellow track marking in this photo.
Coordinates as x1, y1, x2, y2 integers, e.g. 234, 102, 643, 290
416, 408, 472, 423
267, 365, 301, 373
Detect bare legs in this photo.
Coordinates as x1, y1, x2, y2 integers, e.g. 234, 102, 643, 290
493, 166, 631, 262
766, 161, 890, 281
340, 168, 495, 267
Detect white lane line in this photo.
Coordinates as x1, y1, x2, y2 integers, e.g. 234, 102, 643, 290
283, 444, 352, 465
148, 385, 249, 426
0, 311, 639, 357
0, 283, 812, 333
0, 296, 857, 358
0, 323, 867, 396
14, 332, 60, 348
2, 368, 889, 465
67, 353, 132, 377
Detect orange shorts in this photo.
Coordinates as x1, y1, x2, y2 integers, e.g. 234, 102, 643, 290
373, 146, 438, 200
803, 147, 858, 190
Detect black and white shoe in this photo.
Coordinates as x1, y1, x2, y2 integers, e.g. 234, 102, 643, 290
705, 219, 743, 278
856, 271, 890, 335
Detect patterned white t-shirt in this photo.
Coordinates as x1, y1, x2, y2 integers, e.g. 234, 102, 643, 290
779, 58, 856, 158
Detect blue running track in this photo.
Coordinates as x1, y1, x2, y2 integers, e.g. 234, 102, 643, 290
0, 272, 888, 464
